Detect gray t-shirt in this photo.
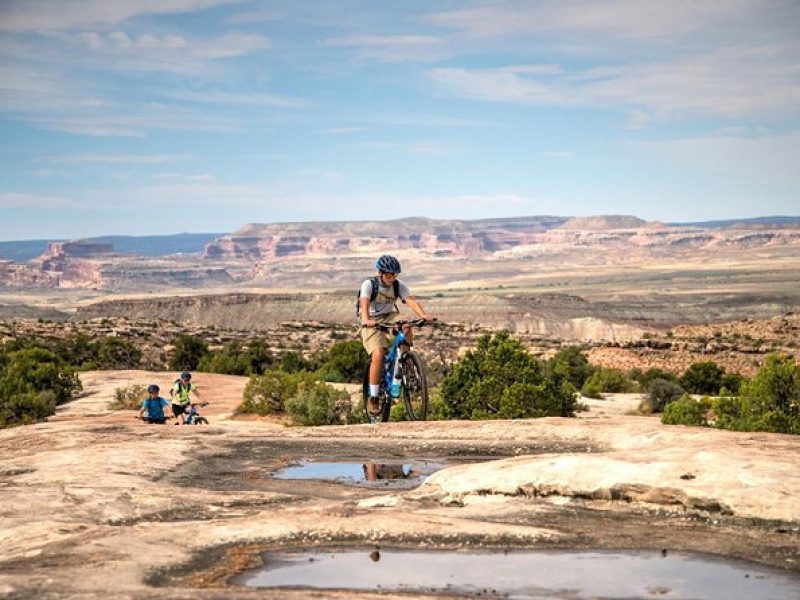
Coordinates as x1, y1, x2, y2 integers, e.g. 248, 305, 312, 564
360, 278, 411, 317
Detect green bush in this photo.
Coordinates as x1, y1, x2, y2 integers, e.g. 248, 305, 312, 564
109, 384, 147, 410
642, 378, 685, 413
198, 341, 251, 376
680, 361, 726, 395
439, 331, 578, 420
169, 335, 209, 371
661, 394, 708, 426
278, 351, 313, 373
630, 367, 680, 389
0, 347, 81, 428
720, 372, 744, 394
317, 340, 367, 383
580, 367, 634, 398
239, 370, 318, 415
0, 390, 57, 427
548, 346, 595, 389
198, 340, 275, 376
285, 382, 354, 426
713, 353, 799, 434
93, 336, 143, 369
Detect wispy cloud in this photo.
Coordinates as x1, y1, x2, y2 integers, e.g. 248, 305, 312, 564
426, 0, 777, 41
0, 192, 69, 208
430, 43, 800, 121
161, 90, 306, 108
320, 33, 446, 62
51, 153, 192, 164
40, 30, 271, 74
0, 0, 248, 33
347, 140, 462, 156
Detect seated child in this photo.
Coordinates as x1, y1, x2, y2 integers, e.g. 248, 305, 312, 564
139, 384, 169, 424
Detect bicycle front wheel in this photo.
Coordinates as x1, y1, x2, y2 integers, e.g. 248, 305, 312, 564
401, 352, 428, 421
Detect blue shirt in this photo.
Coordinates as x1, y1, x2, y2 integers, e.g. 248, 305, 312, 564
142, 396, 169, 419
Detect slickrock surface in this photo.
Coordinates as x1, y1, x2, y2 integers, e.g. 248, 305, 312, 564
0, 372, 798, 599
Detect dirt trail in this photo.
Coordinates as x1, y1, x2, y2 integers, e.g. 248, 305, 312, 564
0, 371, 798, 599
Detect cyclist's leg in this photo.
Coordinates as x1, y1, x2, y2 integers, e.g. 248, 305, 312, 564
361, 327, 385, 384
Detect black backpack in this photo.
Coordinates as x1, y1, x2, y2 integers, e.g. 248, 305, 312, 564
355, 276, 402, 317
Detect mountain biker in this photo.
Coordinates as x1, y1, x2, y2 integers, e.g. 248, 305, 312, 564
169, 371, 200, 425
359, 255, 434, 416
139, 384, 169, 424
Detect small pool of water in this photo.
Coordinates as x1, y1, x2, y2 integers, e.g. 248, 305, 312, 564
235, 548, 799, 599
269, 460, 444, 488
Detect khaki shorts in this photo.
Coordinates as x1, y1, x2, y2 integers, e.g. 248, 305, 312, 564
360, 312, 398, 356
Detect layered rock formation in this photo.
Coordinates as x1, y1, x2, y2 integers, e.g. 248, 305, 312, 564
203, 216, 800, 263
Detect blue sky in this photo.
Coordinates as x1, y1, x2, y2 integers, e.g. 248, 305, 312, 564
1, 0, 798, 240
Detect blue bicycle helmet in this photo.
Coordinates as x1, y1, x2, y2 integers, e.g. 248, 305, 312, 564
180, 371, 192, 381
147, 384, 160, 393
376, 255, 401, 274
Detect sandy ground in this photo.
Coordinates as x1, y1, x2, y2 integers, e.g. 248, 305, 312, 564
0, 371, 798, 599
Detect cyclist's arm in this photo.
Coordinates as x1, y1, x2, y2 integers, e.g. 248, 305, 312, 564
404, 296, 432, 321
359, 296, 375, 327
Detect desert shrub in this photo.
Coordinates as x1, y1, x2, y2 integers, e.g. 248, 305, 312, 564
55, 333, 97, 369
661, 394, 708, 426
169, 335, 209, 371
277, 351, 313, 373
548, 346, 595, 389
93, 336, 143, 369
285, 382, 353, 426
245, 340, 274, 375
630, 367, 680, 389
198, 340, 275, 376
316, 340, 368, 383
713, 353, 800, 434
0, 347, 81, 428
439, 331, 578, 420
680, 361, 726, 395
0, 390, 57, 427
109, 384, 147, 410
580, 367, 634, 398
641, 378, 685, 413
198, 341, 251, 376
239, 370, 318, 415
424, 388, 448, 421
719, 372, 744, 394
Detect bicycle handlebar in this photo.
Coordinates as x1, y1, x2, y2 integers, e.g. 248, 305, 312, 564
362, 318, 437, 332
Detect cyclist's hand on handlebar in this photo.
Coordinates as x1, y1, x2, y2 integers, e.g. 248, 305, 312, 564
361, 319, 376, 328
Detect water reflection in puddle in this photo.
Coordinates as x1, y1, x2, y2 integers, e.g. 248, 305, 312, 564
269, 460, 443, 488
236, 548, 799, 599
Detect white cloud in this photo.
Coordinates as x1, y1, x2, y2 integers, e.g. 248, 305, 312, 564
43, 30, 271, 74
320, 33, 446, 62
0, 192, 69, 208
51, 153, 192, 164
427, 0, 774, 41
429, 42, 800, 121
0, 0, 248, 33
347, 141, 462, 156
161, 90, 306, 109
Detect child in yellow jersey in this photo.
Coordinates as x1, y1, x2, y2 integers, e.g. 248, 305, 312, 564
169, 371, 201, 425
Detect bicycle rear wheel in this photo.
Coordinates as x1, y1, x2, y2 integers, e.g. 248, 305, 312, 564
362, 361, 390, 423
401, 352, 428, 421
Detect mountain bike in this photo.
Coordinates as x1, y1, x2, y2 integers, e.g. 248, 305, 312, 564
361, 318, 431, 423
183, 401, 209, 425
